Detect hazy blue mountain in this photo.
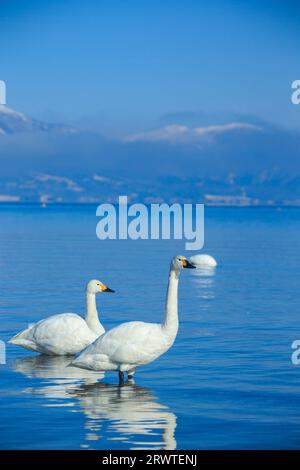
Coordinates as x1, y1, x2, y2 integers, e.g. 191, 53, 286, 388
0, 106, 299, 205
0, 105, 77, 135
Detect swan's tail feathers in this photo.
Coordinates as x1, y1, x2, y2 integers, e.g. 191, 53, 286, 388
71, 354, 117, 372
9, 327, 31, 344
8, 327, 38, 352
70, 360, 94, 371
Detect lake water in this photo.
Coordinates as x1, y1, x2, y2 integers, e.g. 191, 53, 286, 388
0, 204, 300, 449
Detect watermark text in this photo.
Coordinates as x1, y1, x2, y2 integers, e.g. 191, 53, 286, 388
0, 80, 6, 105
291, 80, 300, 105
96, 196, 204, 250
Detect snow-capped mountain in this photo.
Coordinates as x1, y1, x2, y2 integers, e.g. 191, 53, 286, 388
0, 105, 77, 135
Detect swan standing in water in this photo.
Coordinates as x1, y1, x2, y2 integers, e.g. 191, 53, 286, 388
72, 255, 195, 383
9, 280, 114, 355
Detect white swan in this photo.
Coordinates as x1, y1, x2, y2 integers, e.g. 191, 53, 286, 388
189, 254, 217, 268
9, 280, 114, 355
72, 255, 195, 382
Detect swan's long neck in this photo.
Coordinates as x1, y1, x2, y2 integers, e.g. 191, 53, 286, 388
162, 267, 180, 337
85, 292, 105, 335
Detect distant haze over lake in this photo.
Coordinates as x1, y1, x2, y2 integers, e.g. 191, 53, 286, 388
0, 105, 299, 205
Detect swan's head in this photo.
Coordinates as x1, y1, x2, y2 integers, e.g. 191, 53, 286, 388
86, 279, 115, 294
172, 255, 196, 271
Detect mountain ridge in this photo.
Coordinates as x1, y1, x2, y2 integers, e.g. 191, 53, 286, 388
0, 105, 77, 135
0, 105, 299, 205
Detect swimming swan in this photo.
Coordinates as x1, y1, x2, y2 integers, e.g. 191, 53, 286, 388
9, 280, 114, 356
189, 254, 217, 268
72, 255, 195, 382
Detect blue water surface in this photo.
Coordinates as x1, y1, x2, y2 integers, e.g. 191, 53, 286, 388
0, 204, 300, 449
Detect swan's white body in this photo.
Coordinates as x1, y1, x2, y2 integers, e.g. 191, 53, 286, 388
72, 320, 172, 373
72, 256, 194, 377
189, 254, 217, 268
9, 280, 113, 356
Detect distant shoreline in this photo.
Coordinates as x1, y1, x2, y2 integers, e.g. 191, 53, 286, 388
0, 202, 299, 209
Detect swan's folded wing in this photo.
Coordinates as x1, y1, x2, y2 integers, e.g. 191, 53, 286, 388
81, 321, 168, 366
23, 314, 96, 354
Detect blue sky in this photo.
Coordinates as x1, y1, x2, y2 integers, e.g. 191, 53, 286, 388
1, 0, 300, 134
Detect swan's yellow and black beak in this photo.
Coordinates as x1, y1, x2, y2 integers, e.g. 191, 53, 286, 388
181, 259, 196, 269
103, 286, 115, 293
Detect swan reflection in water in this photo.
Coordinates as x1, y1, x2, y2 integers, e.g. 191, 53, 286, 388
11, 355, 177, 450
12, 355, 102, 400
191, 266, 216, 300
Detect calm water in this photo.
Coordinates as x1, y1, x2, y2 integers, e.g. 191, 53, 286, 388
0, 204, 300, 449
